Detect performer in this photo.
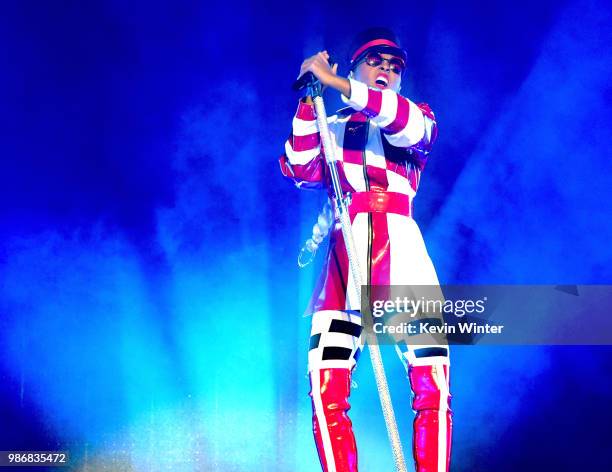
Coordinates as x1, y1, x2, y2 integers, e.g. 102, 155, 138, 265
280, 27, 452, 472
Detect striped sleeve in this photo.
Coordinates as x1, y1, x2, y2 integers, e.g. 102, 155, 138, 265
341, 78, 438, 152
279, 100, 326, 189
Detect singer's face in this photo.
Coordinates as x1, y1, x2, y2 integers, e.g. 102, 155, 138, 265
354, 52, 402, 92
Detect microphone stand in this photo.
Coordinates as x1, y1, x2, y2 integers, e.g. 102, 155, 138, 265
303, 75, 408, 472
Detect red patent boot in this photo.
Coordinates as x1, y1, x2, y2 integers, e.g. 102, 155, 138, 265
309, 368, 358, 472
409, 363, 452, 472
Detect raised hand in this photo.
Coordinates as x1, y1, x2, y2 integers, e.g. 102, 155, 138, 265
298, 51, 338, 87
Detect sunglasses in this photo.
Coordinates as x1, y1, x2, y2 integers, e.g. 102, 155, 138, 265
360, 52, 405, 75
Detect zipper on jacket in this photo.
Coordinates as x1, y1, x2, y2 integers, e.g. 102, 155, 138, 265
361, 119, 373, 299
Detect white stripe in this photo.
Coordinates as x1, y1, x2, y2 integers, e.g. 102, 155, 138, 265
344, 213, 369, 311
284, 140, 320, 165
342, 162, 368, 193
364, 121, 387, 168
293, 113, 341, 137
341, 78, 368, 111
310, 371, 337, 472
385, 168, 416, 197
388, 214, 439, 285
384, 100, 426, 148
311, 310, 333, 334
318, 332, 360, 349
292, 116, 319, 136
327, 117, 343, 162
332, 117, 346, 161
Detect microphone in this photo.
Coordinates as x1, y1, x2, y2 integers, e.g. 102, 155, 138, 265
292, 71, 317, 91
292, 56, 335, 91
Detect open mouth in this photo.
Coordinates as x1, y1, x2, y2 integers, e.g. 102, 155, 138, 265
374, 74, 388, 88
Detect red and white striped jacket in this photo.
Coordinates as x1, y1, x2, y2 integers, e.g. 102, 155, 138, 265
280, 78, 440, 313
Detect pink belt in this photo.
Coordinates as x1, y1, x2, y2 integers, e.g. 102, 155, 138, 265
336, 191, 412, 218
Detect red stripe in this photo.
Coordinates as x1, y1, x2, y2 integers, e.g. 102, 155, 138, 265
279, 154, 325, 189
417, 102, 435, 120
296, 100, 316, 121
410, 364, 452, 472
351, 39, 401, 62
363, 88, 382, 117
309, 369, 358, 471
312, 227, 349, 312
444, 364, 452, 472
418, 102, 439, 147
414, 410, 441, 471
349, 111, 368, 122
290, 132, 319, 152
347, 191, 411, 217
364, 165, 388, 192
342, 154, 362, 166
309, 373, 329, 471
411, 365, 441, 472
367, 210, 393, 333
371, 212, 391, 286
384, 95, 410, 135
